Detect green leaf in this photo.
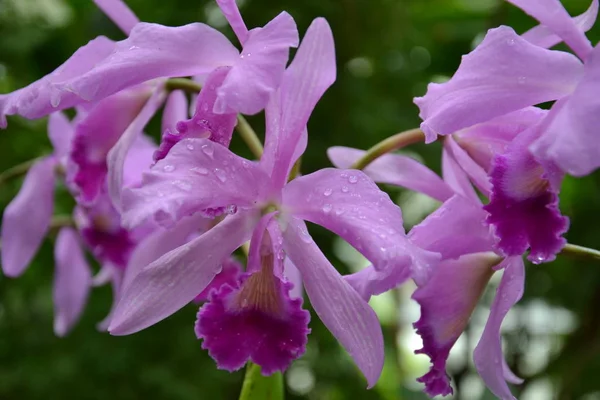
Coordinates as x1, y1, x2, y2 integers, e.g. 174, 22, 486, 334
238, 363, 284, 400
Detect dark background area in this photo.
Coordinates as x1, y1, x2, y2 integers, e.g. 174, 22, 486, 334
1, 0, 599, 399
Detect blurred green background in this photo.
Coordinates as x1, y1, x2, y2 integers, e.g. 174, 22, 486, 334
1, 0, 600, 399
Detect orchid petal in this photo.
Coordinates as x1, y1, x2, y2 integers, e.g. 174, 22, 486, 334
121, 138, 269, 228
53, 228, 92, 337
474, 257, 525, 400
283, 258, 303, 300
507, 0, 593, 60
269, 18, 336, 187
283, 168, 438, 285
122, 134, 157, 188
48, 112, 74, 159
107, 86, 166, 210
282, 218, 384, 388
93, 0, 140, 36
96, 264, 124, 332
0, 36, 115, 126
345, 264, 407, 302
109, 211, 258, 335
445, 136, 491, 197
214, 12, 299, 115
161, 90, 188, 136
1, 157, 56, 277
414, 26, 583, 141
522, 0, 598, 50
327, 146, 454, 202
216, 0, 249, 43
409, 195, 495, 260
531, 45, 600, 176
442, 145, 479, 203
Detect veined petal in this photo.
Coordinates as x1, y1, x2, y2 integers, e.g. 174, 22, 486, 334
122, 134, 157, 188
161, 90, 188, 137
531, 45, 600, 176
48, 112, 74, 160
414, 26, 583, 141
409, 195, 495, 260
0, 36, 115, 126
109, 210, 259, 335
269, 18, 336, 187
1, 157, 56, 277
327, 146, 454, 202
121, 138, 269, 228
214, 12, 298, 115
93, 0, 140, 35
283, 258, 303, 300
507, 0, 594, 60
53, 228, 92, 337
283, 168, 438, 285
56, 22, 240, 105
96, 264, 124, 332
216, 0, 249, 43
442, 145, 479, 204
445, 137, 491, 197
522, 0, 598, 50
282, 218, 384, 388
474, 257, 525, 400
413, 253, 498, 397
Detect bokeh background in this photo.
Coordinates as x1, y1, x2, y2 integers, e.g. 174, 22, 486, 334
1, 0, 600, 399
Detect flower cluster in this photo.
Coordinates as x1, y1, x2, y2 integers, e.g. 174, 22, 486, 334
0, 0, 598, 398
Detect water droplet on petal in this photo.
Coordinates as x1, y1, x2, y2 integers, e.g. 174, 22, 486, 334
172, 180, 192, 191
191, 167, 208, 175
186, 143, 195, 151
322, 204, 332, 214
341, 186, 349, 193
201, 143, 214, 157
163, 165, 175, 172
214, 168, 227, 183
348, 175, 358, 184
225, 204, 237, 215
323, 188, 333, 197
517, 76, 526, 85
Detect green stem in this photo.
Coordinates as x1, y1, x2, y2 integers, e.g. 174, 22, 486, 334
236, 115, 263, 159
560, 243, 600, 262
239, 363, 284, 400
49, 215, 75, 231
350, 128, 425, 170
0, 157, 42, 186
165, 78, 202, 93
287, 157, 302, 182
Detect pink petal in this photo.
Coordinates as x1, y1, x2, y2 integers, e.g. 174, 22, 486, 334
327, 146, 454, 202
47, 112, 74, 159
109, 210, 259, 335
442, 145, 479, 204
96, 264, 124, 332
283, 258, 303, 300
122, 133, 157, 188
444, 136, 491, 197
522, 0, 598, 50
409, 195, 495, 260
283, 168, 438, 285
161, 90, 188, 136
474, 256, 525, 400
0, 36, 116, 126
194, 258, 242, 303
531, 45, 600, 176
414, 26, 583, 142
214, 12, 299, 115
1, 157, 56, 277
93, 0, 140, 35
56, 22, 240, 105
216, 0, 249, 44
269, 18, 336, 188
121, 138, 269, 228
53, 228, 92, 337
107, 86, 166, 210
507, 0, 594, 60
281, 218, 384, 388
413, 253, 498, 397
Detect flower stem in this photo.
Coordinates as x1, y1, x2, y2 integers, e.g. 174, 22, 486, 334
236, 115, 263, 159
287, 157, 302, 182
238, 362, 284, 400
350, 128, 425, 170
561, 243, 600, 262
165, 78, 202, 93
0, 157, 42, 186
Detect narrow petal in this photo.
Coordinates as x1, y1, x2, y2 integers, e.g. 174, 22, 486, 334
442, 145, 479, 203
531, 45, 600, 176
122, 138, 269, 228
283, 168, 438, 285
269, 18, 336, 187
96, 264, 124, 332
53, 228, 92, 337
282, 218, 384, 388
214, 12, 299, 115
409, 195, 495, 260
122, 134, 157, 188
413, 253, 498, 397
56, 23, 240, 105
327, 146, 454, 202
474, 257, 525, 400
507, 0, 593, 60
93, 0, 140, 35
107, 86, 166, 210
161, 90, 188, 137
345, 264, 408, 302
1, 157, 56, 277
0, 36, 115, 126
216, 0, 249, 43
522, 0, 598, 50
445, 136, 491, 197
47, 112, 74, 160
414, 26, 583, 141
109, 210, 259, 335
283, 258, 303, 300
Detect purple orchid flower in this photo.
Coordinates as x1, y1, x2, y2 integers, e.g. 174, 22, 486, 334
415, 0, 600, 177
106, 19, 436, 386
329, 140, 527, 399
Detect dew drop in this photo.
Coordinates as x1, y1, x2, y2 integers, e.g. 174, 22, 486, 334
201, 143, 214, 157
172, 180, 192, 191
341, 186, 349, 193
214, 168, 227, 182
322, 204, 332, 214
348, 175, 358, 184
517, 76, 527, 85
191, 167, 208, 175
225, 204, 238, 215
323, 188, 333, 197
163, 164, 175, 172
186, 143, 195, 151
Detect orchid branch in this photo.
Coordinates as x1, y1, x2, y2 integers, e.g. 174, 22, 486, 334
560, 243, 600, 262
239, 362, 284, 400
165, 78, 202, 93
350, 128, 425, 170
0, 157, 43, 186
